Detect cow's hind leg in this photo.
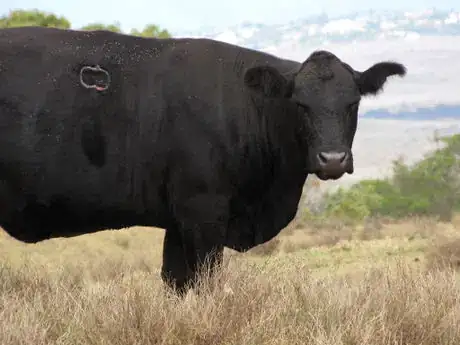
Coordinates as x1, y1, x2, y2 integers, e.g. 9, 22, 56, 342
161, 193, 227, 295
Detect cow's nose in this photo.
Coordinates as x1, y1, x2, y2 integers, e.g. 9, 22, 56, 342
316, 151, 349, 176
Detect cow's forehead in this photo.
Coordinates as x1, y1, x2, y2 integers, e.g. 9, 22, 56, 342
307, 50, 338, 61
293, 52, 359, 100
304, 50, 340, 69
295, 62, 355, 88
298, 50, 353, 82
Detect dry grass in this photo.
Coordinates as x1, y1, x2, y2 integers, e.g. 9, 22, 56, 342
0, 214, 460, 344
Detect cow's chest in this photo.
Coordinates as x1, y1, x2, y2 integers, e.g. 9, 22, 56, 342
226, 174, 305, 251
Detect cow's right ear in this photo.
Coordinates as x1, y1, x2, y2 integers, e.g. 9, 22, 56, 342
244, 66, 293, 98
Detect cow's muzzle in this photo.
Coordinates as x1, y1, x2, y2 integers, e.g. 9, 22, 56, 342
312, 148, 353, 180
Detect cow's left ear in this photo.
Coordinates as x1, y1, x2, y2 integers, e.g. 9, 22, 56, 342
244, 66, 293, 98
357, 62, 406, 96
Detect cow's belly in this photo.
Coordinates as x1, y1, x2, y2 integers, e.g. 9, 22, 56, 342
0, 165, 168, 243
0, 193, 168, 243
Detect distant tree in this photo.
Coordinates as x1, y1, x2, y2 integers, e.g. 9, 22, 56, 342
130, 24, 171, 38
80, 22, 171, 38
0, 9, 70, 28
0, 8, 172, 38
80, 22, 122, 33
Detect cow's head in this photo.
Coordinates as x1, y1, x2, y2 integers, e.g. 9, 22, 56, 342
243, 50, 407, 180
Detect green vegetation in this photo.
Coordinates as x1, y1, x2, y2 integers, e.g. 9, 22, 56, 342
0, 9, 171, 37
310, 133, 460, 223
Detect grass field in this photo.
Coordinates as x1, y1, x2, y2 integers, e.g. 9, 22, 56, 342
1, 215, 460, 345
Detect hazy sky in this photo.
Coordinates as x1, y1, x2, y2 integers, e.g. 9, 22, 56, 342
1, 0, 459, 33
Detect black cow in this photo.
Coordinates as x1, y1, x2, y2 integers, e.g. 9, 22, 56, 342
0, 26, 406, 293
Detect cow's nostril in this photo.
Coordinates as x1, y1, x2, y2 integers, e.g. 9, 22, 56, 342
317, 151, 347, 166
337, 151, 347, 163
318, 152, 328, 165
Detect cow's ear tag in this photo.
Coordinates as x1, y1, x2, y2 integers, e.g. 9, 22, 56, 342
79, 65, 111, 91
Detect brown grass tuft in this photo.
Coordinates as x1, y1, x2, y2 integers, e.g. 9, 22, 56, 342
1, 257, 460, 345
426, 237, 460, 271
247, 237, 282, 256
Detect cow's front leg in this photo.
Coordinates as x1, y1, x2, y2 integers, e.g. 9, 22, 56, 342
161, 193, 227, 295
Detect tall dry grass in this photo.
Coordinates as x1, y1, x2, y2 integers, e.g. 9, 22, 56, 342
1, 257, 460, 345
0, 215, 459, 345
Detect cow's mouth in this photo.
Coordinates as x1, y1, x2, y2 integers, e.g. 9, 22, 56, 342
312, 165, 354, 181
315, 171, 345, 181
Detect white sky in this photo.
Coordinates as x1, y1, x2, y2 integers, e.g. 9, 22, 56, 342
1, 0, 459, 32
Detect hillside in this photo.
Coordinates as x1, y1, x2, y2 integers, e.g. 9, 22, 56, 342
178, 9, 460, 55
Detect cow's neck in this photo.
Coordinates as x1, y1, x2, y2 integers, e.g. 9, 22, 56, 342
252, 120, 307, 242
226, 104, 307, 251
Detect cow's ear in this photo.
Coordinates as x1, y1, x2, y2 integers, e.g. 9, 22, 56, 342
244, 66, 293, 98
357, 62, 406, 96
